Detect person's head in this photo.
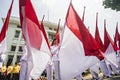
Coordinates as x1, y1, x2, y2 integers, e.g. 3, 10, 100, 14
15, 62, 17, 65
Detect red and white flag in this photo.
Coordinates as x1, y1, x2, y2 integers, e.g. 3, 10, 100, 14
91, 13, 104, 74
0, 0, 14, 60
103, 20, 119, 53
19, 0, 51, 79
51, 19, 60, 46
103, 20, 119, 67
59, 3, 104, 80
114, 22, 120, 49
40, 15, 50, 48
95, 13, 104, 51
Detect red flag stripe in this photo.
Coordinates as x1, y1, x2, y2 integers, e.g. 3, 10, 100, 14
0, 0, 14, 42
66, 3, 104, 60
40, 15, 50, 49
95, 13, 104, 51
114, 22, 120, 49
103, 20, 119, 52
19, 0, 26, 6
19, 0, 42, 50
51, 19, 60, 46
119, 34, 120, 49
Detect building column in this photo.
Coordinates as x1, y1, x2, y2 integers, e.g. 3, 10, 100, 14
12, 31, 22, 65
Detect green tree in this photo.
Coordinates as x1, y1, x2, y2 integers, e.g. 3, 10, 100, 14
103, 0, 120, 11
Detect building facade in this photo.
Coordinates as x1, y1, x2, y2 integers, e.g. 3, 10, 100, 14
2, 16, 62, 66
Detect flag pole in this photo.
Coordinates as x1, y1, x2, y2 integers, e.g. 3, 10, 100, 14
56, 2, 74, 80
54, 19, 61, 80
96, 12, 98, 27
56, 3, 72, 80
59, 1, 72, 48
82, 6, 86, 22
41, 15, 45, 22
50, 19, 61, 80
48, 10, 49, 21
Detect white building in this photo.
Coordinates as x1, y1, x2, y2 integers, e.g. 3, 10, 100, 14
2, 16, 63, 66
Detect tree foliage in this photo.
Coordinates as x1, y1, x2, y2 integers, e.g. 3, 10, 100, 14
103, 0, 120, 11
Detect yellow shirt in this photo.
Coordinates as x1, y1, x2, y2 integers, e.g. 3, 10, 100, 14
12, 65, 20, 73
7, 65, 13, 74
1, 66, 7, 73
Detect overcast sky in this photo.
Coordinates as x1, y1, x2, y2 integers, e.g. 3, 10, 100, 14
0, 0, 120, 41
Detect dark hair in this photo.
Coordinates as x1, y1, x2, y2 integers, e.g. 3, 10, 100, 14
15, 62, 17, 65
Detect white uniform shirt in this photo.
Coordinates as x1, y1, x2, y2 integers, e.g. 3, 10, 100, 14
51, 45, 59, 61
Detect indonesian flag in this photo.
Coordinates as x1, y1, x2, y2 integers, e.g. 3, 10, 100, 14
95, 13, 104, 51
51, 19, 60, 46
0, 0, 14, 59
103, 20, 119, 53
92, 13, 104, 74
82, 6, 86, 22
103, 20, 119, 67
19, 0, 51, 79
114, 22, 120, 49
59, 3, 104, 80
40, 15, 50, 48
119, 34, 120, 49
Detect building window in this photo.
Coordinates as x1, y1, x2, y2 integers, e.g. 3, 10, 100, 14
6, 55, 13, 67
19, 46, 23, 52
49, 27, 52, 30
11, 45, 16, 51
54, 28, 57, 31
14, 30, 20, 38
17, 56, 21, 62
48, 33, 54, 40
17, 25, 21, 28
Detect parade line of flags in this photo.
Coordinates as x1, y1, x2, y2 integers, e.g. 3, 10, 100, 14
0, 0, 120, 80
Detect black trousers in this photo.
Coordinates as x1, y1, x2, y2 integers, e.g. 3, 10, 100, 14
6, 73, 12, 80
13, 73, 19, 80
1, 72, 7, 80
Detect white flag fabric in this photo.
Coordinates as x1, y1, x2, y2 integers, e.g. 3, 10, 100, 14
90, 63, 100, 75
30, 37, 51, 79
19, 0, 51, 79
104, 44, 118, 67
19, 60, 27, 80
99, 60, 111, 77
0, 38, 7, 61
103, 21, 119, 67
59, 26, 99, 80
0, 38, 6, 55
0, 39, 6, 68
59, 3, 104, 80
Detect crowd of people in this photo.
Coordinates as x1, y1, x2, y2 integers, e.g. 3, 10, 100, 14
0, 62, 20, 80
